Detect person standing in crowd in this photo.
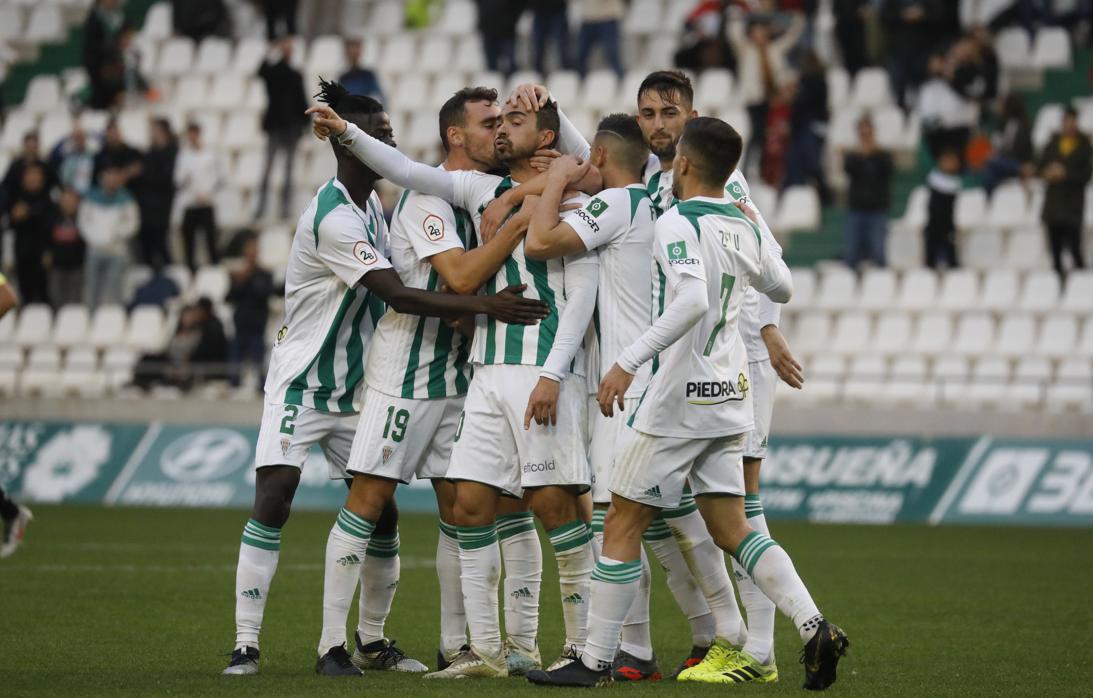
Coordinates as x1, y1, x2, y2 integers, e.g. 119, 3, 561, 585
174, 123, 221, 270
674, 0, 737, 74
82, 0, 127, 109
170, 0, 230, 41
1040, 107, 1092, 280
729, 12, 805, 174
134, 118, 178, 267
261, 0, 297, 41
576, 0, 624, 77
880, 0, 944, 110
981, 94, 1034, 193
54, 127, 97, 195
923, 150, 961, 270
93, 119, 142, 186
474, 0, 525, 76
2, 133, 56, 220
530, 0, 572, 75
226, 232, 275, 388
338, 38, 385, 103
843, 116, 893, 268
255, 37, 309, 220
833, 0, 871, 76
783, 48, 831, 203
918, 50, 978, 163
9, 165, 55, 305
47, 188, 87, 307
80, 167, 139, 308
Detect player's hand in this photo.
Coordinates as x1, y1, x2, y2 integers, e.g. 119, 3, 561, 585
735, 200, 759, 224
548, 154, 591, 185
524, 376, 561, 429
597, 363, 634, 418
480, 191, 516, 242
530, 148, 562, 172
486, 283, 550, 325
305, 105, 348, 138
761, 325, 804, 389
508, 83, 551, 112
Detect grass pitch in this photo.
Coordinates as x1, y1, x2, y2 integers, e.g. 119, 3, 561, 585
1, 505, 1091, 696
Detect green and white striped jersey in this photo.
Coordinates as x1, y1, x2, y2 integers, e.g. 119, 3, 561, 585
366, 184, 476, 399
264, 179, 391, 413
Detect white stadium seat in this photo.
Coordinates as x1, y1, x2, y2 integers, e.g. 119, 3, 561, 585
126, 306, 166, 352
933, 356, 971, 405
392, 74, 431, 113
952, 313, 995, 358
306, 35, 344, 77
1035, 314, 1078, 359
830, 312, 872, 356
546, 71, 581, 108
0, 109, 36, 153
987, 181, 1036, 230
815, 267, 857, 311
785, 267, 815, 311
232, 37, 269, 75
803, 355, 845, 403
208, 73, 247, 111
694, 69, 734, 112
141, 2, 172, 42
419, 36, 453, 77
52, 305, 90, 349
155, 36, 195, 78
14, 304, 53, 349
453, 35, 485, 74
1033, 27, 1071, 69
1004, 229, 1051, 271
1011, 357, 1052, 408
775, 186, 820, 232
826, 67, 850, 112
954, 188, 988, 230
23, 75, 62, 116
195, 37, 233, 75
792, 312, 831, 356
25, 6, 64, 43
582, 70, 621, 112
995, 28, 1033, 69
0, 345, 24, 371
993, 314, 1036, 358
937, 269, 979, 311
857, 269, 897, 311
380, 36, 416, 75
438, 0, 477, 36
39, 112, 73, 152
885, 356, 932, 405
1033, 103, 1063, 151
1017, 270, 1061, 312
193, 266, 230, 303
895, 268, 938, 311
89, 305, 127, 350
968, 356, 1010, 407
624, 0, 664, 37
0, 6, 24, 41
872, 313, 913, 356
1046, 358, 1093, 411
961, 230, 1004, 270
849, 67, 891, 110
843, 355, 887, 403
979, 269, 1020, 312
910, 312, 953, 357
1061, 270, 1093, 313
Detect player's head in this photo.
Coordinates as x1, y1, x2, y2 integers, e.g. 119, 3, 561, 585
317, 77, 394, 149
637, 70, 696, 162
590, 113, 649, 181
438, 86, 501, 170
672, 117, 742, 200
495, 99, 559, 164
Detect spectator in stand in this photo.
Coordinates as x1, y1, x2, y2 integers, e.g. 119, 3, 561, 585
576, 0, 624, 77
54, 127, 97, 195
9, 165, 55, 305
134, 297, 228, 390
966, 26, 1000, 106
1040, 107, 1092, 280
226, 232, 275, 387
129, 263, 180, 310
2, 133, 56, 227
844, 116, 893, 268
175, 123, 221, 270
474, 0, 525, 76
47, 188, 86, 306
880, 0, 946, 110
783, 48, 831, 203
530, 0, 572, 75
833, 0, 871, 75
981, 94, 1034, 193
79, 167, 139, 308
82, 0, 127, 109
170, 0, 230, 41
918, 50, 978, 163
674, 0, 737, 74
93, 119, 142, 186
338, 38, 385, 103
261, 0, 298, 40
923, 150, 962, 269
255, 37, 309, 220
134, 118, 178, 267
729, 12, 805, 174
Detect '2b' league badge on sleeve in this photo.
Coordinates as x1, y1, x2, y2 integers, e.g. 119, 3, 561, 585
423, 214, 444, 240
353, 240, 379, 265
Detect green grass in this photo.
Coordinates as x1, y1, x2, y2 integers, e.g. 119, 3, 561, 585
1, 506, 1091, 696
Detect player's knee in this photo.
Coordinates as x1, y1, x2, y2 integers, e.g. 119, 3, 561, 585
453, 492, 492, 527
346, 475, 394, 523
374, 497, 399, 534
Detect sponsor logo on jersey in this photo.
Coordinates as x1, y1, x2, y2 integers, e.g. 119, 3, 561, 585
422, 214, 444, 241
576, 209, 600, 232
668, 240, 697, 265
353, 240, 379, 265
727, 181, 746, 201
523, 458, 556, 473
587, 198, 609, 217
686, 373, 749, 405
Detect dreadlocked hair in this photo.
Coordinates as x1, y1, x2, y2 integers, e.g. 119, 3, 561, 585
315, 77, 385, 115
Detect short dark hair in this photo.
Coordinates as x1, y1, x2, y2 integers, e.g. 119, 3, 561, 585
594, 113, 649, 178
438, 86, 498, 152
316, 78, 385, 120
680, 117, 742, 187
535, 100, 561, 149
1064, 105, 1079, 119
637, 70, 694, 108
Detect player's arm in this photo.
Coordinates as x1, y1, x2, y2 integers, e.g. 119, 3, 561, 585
753, 243, 794, 304
0, 273, 19, 319
431, 199, 535, 295
525, 156, 599, 260
479, 169, 570, 242
362, 269, 546, 324
525, 251, 599, 428
507, 83, 592, 161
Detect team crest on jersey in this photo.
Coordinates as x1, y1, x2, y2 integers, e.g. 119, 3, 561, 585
353, 240, 379, 265
423, 214, 444, 241
382, 446, 394, 463
587, 198, 609, 217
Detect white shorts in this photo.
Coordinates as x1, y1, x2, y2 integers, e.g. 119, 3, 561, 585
745, 359, 777, 460
611, 428, 746, 509
347, 386, 465, 483
447, 364, 590, 497
588, 397, 640, 504
255, 401, 357, 478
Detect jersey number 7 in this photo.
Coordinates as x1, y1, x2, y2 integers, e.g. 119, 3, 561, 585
703, 273, 736, 356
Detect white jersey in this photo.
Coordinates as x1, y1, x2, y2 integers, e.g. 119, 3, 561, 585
643, 155, 783, 360
563, 183, 656, 397
265, 179, 392, 413
366, 184, 475, 399
629, 196, 788, 438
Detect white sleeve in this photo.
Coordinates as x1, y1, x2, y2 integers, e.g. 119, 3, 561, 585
560, 189, 628, 252
556, 106, 592, 161
540, 251, 599, 382
617, 274, 708, 374
728, 172, 784, 328
753, 246, 793, 304
316, 207, 394, 287
401, 194, 465, 261
336, 123, 468, 206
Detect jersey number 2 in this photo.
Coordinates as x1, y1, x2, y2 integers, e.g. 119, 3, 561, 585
703, 273, 736, 356
279, 405, 300, 435
383, 406, 410, 442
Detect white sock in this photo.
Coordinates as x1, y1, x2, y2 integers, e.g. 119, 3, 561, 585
548, 520, 595, 650
665, 507, 747, 646
581, 556, 642, 671
458, 524, 503, 658
357, 529, 400, 646
732, 495, 777, 664
733, 530, 823, 643
644, 516, 715, 647
318, 508, 374, 654
592, 524, 653, 661
498, 512, 541, 654
233, 519, 281, 649
436, 522, 467, 656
